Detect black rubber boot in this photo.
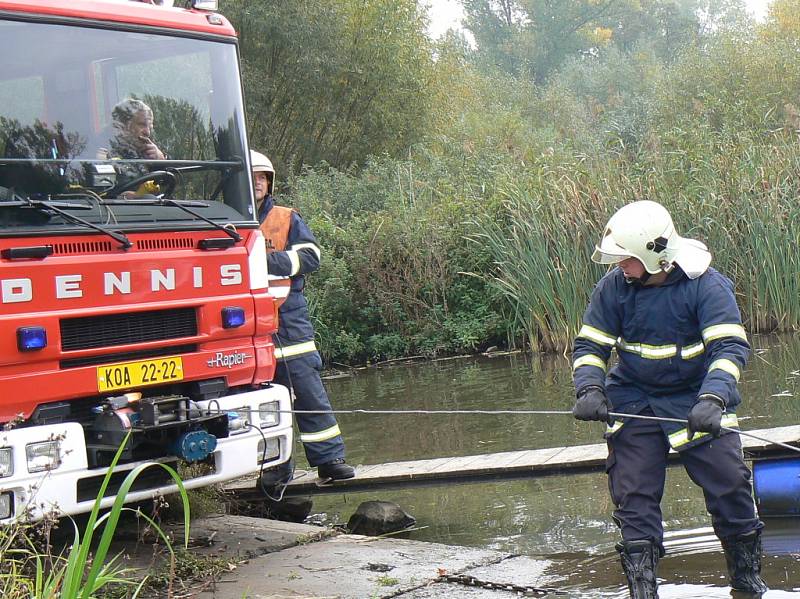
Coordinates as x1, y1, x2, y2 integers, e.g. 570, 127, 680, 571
721, 530, 768, 594
617, 540, 659, 599
317, 458, 355, 480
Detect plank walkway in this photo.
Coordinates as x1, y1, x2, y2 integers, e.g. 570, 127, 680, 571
226, 425, 800, 497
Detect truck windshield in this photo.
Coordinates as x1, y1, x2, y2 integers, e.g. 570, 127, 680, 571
0, 17, 255, 235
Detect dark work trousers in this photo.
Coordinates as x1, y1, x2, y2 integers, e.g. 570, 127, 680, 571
273, 351, 346, 466
606, 409, 762, 550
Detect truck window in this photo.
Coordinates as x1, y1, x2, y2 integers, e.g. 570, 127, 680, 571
0, 18, 255, 233
0, 75, 45, 125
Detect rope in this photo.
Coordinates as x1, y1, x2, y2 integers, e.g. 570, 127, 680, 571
245, 407, 800, 455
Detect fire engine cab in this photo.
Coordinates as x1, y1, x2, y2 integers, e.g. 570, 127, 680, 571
0, 0, 293, 522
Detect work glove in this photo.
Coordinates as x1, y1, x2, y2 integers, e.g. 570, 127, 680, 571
573, 385, 614, 425
687, 394, 725, 440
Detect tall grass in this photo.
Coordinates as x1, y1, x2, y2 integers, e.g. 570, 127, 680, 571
472, 161, 604, 352
473, 131, 800, 353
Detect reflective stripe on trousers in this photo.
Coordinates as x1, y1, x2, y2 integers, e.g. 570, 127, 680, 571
607, 409, 761, 547
273, 351, 345, 466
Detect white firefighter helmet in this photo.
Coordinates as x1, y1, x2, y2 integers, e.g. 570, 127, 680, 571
250, 150, 275, 195
592, 200, 711, 279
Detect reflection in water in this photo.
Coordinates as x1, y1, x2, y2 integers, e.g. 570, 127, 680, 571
303, 334, 800, 594
761, 517, 800, 556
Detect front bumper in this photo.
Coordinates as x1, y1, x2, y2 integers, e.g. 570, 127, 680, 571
0, 384, 292, 523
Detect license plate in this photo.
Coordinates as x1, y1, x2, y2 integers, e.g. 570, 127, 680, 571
97, 356, 184, 392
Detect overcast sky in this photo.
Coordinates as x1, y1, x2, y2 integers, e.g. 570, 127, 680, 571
426, 0, 773, 39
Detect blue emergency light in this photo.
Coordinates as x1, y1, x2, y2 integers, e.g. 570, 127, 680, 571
221, 307, 245, 329
17, 327, 47, 351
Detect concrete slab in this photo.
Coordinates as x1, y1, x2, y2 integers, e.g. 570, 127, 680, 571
120, 515, 568, 598
196, 533, 512, 599
166, 515, 336, 560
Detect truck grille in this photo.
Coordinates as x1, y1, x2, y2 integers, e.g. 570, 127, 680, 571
77, 460, 180, 502
77, 458, 216, 502
136, 237, 194, 251
52, 241, 114, 255
60, 308, 197, 351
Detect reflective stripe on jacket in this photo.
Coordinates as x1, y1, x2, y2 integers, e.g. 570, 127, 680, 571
258, 195, 322, 358
572, 266, 749, 450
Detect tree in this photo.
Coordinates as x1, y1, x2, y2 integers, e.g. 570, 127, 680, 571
763, 0, 800, 40
461, 0, 743, 83
226, 0, 436, 175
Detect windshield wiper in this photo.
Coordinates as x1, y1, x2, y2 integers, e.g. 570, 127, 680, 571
4, 196, 132, 250
108, 198, 242, 243
163, 199, 241, 242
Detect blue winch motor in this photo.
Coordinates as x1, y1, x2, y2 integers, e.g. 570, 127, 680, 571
170, 430, 218, 462
753, 457, 800, 517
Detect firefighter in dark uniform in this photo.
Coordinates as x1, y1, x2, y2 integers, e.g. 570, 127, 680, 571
572, 200, 767, 598
251, 150, 354, 483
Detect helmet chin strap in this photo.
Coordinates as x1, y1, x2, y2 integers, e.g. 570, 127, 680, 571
625, 272, 650, 285
625, 262, 674, 286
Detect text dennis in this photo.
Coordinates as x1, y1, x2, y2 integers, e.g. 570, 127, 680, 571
1, 264, 243, 304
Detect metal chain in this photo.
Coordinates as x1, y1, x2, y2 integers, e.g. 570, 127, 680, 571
439, 573, 567, 596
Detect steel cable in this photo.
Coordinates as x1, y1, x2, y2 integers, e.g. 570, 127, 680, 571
246, 407, 800, 455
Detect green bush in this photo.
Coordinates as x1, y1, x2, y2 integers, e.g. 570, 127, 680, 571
285, 153, 510, 364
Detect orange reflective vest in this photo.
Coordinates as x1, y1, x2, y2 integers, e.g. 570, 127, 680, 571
259, 204, 294, 308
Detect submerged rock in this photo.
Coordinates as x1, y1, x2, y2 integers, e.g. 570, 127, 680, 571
347, 500, 415, 536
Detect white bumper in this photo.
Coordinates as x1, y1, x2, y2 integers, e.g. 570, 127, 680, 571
0, 385, 292, 523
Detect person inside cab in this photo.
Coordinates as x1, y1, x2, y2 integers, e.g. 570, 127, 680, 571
571, 200, 767, 598
96, 98, 165, 161
251, 149, 355, 487
94, 98, 167, 197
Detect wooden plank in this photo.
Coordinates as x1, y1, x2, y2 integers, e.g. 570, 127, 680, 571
741, 425, 800, 452
223, 425, 800, 495
541, 444, 607, 468
348, 463, 381, 477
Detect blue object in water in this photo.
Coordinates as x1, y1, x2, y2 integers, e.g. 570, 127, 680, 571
170, 430, 218, 462
753, 457, 800, 517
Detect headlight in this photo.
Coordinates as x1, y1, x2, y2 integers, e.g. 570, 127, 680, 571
26, 441, 61, 473
0, 492, 12, 520
0, 448, 12, 478
226, 412, 247, 434
258, 402, 280, 428
226, 408, 251, 435
235, 407, 252, 423
257, 438, 280, 463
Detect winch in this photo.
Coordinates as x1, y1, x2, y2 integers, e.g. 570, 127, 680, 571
87, 392, 229, 467
169, 429, 218, 462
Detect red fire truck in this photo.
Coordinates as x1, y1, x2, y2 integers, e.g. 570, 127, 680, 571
0, 0, 293, 522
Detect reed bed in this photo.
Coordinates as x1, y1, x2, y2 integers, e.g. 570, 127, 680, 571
474, 132, 800, 353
